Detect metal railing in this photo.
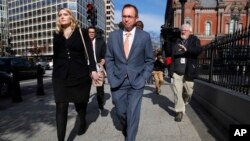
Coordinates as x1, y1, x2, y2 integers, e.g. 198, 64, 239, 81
198, 26, 250, 95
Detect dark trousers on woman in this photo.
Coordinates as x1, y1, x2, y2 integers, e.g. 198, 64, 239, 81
56, 102, 87, 141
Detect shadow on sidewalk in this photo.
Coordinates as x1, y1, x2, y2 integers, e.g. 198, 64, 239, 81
0, 93, 57, 140
66, 92, 111, 141
110, 107, 123, 133
143, 86, 176, 117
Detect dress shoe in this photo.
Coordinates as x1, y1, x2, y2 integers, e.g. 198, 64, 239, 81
174, 112, 183, 122
158, 89, 161, 94
155, 88, 159, 94
122, 126, 127, 137
77, 119, 87, 135
183, 95, 191, 105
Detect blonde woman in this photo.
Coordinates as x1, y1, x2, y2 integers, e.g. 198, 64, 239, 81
53, 8, 98, 141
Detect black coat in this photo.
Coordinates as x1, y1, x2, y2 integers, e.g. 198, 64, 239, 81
52, 28, 97, 102
153, 59, 165, 72
52, 28, 96, 79
169, 35, 202, 79
94, 37, 106, 63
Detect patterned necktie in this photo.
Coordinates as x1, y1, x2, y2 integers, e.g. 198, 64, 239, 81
124, 32, 131, 59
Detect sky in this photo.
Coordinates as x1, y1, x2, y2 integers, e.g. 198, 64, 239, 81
114, 0, 168, 34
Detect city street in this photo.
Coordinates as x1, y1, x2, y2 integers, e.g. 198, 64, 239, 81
0, 1, 248, 141
0, 71, 227, 141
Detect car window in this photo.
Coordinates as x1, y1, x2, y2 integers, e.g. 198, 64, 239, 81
12, 58, 24, 66
0, 59, 5, 65
23, 59, 31, 67
0, 59, 10, 66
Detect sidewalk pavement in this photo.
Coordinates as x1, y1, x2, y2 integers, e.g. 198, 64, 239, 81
0, 79, 224, 141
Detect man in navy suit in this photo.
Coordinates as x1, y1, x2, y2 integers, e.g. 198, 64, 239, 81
105, 4, 154, 141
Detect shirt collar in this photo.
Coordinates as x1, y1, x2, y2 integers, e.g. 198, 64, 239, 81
123, 27, 136, 36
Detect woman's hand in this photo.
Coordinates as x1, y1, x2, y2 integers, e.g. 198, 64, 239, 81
91, 71, 99, 80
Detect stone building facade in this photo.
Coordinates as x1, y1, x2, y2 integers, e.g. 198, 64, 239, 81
165, 0, 250, 45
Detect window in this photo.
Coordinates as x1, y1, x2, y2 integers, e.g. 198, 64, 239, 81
184, 17, 192, 26
229, 20, 235, 33
205, 22, 211, 36
42, 16, 46, 22
47, 15, 51, 21
238, 23, 242, 31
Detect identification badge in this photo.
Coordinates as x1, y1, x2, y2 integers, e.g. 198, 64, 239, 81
180, 58, 186, 64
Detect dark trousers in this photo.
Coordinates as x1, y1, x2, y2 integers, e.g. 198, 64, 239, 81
56, 102, 87, 141
111, 78, 144, 141
96, 85, 105, 107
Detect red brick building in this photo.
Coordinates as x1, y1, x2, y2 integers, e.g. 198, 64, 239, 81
164, 0, 250, 45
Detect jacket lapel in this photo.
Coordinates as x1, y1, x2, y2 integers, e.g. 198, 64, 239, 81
95, 39, 99, 60
118, 29, 126, 59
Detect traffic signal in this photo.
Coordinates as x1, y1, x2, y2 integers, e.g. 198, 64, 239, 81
87, 3, 93, 22
86, 3, 97, 26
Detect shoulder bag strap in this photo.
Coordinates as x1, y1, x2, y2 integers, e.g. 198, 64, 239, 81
79, 28, 90, 65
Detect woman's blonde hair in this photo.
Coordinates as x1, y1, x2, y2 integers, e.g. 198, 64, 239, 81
55, 8, 79, 33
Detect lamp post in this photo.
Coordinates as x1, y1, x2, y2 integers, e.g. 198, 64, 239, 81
179, 0, 187, 25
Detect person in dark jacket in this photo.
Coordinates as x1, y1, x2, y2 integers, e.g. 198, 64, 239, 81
53, 8, 99, 141
169, 24, 202, 122
152, 53, 165, 94
88, 26, 106, 110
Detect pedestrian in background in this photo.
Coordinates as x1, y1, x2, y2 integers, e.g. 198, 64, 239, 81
88, 26, 106, 110
152, 53, 165, 94
169, 23, 202, 122
118, 21, 124, 30
136, 20, 144, 30
105, 4, 154, 141
52, 8, 98, 141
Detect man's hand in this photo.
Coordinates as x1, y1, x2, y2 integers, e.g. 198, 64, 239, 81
159, 58, 164, 63
178, 44, 187, 52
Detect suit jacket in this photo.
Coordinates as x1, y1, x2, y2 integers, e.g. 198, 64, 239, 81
94, 37, 106, 63
105, 28, 154, 89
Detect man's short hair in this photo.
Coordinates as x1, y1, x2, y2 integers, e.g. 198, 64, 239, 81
122, 4, 138, 17
88, 26, 96, 32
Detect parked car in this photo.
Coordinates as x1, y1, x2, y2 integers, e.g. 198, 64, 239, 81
0, 71, 12, 97
36, 58, 51, 70
0, 57, 41, 80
